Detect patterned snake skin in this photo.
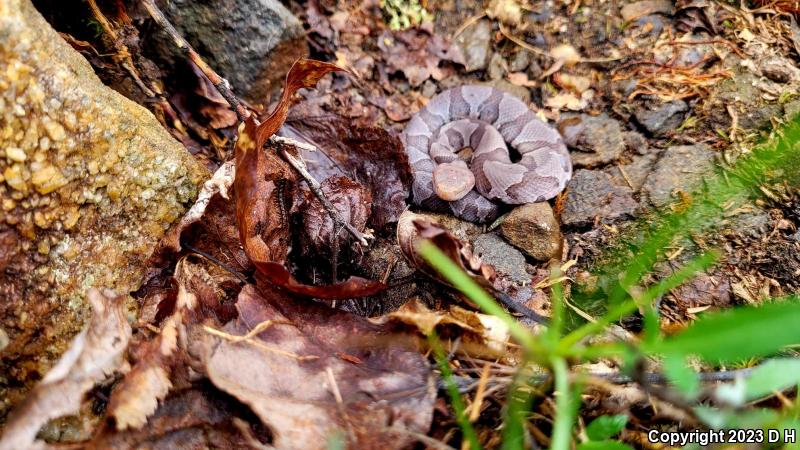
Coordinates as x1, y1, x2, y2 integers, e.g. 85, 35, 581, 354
402, 86, 572, 222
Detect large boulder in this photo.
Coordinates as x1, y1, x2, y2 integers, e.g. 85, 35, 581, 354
0, 0, 208, 417
149, 0, 307, 103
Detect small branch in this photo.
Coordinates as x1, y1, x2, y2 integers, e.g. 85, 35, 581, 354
276, 139, 369, 247
141, 0, 249, 122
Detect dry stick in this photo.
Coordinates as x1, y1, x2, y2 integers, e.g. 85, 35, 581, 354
279, 146, 369, 246
140, 0, 369, 247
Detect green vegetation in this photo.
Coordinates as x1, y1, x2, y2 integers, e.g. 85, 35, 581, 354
380, 0, 432, 30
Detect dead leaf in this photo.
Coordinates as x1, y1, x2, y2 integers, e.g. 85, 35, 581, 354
285, 112, 412, 228
106, 266, 198, 431
620, 0, 674, 22
378, 29, 464, 87
302, 176, 372, 258
371, 298, 512, 356
200, 284, 436, 450
0, 289, 131, 450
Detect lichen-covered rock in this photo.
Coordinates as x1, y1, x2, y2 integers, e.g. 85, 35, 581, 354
0, 0, 207, 417
149, 0, 307, 103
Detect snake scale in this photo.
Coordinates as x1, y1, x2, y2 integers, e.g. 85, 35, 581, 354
402, 85, 572, 222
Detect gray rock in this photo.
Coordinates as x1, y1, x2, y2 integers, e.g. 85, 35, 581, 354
509, 49, 531, 72
500, 203, 562, 261
472, 233, 530, 284
623, 131, 651, 155
724, 208, 771, 239
151, 0, 306, 103
488, 52, 508, 80
0, 0, 207, 417
605, 153, 658, 193
785, 99, 800, 121
706, 68, 783, 130
641, 144, 716, 207
412, 212, 483, 242
455, 19, 492, 72
559, 114, 625, 167
562, 170, 639, 227
634, 100, 689, 136
759, 56, 800, 83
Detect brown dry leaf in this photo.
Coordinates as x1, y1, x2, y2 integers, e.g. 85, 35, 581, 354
234, 58, 386, 298
302, 176, 372, 258
397, 211, 497, 290
106, 270, 198, 431
372, 298, 512, 356
0, 289, 131, 450
377, 29, 464, 87
285, 112, 411, 228
161, 160, 235, 253
200, 284, 436, 450
89, 387, 268, 449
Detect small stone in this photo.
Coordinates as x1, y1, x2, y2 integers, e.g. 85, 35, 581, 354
641, 144, 716, 207
30, 164, 68, 194
472, 233, 530, 284
484, 79, 531, 103
760, 57, 799, 83
605, 153, 658, 193
634, 100, 689, 136
500, 203, 562, 261
487, 52, 508, 80
455, 19, 492, 72
3, 164, 26, 192
622, 131, 651, 155
784, 99, 800, 121
509, 50, 531, 72
6, 147, 26, 162
41, 118, 66, 141
559, 114, 625, 167
562, 169, 639, 227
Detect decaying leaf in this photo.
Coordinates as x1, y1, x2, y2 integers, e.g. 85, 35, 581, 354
372, 298, 513, 356
106, 270, 198, 431
0, 289, 131, 450
284, 112, 412, 228
234, 58, 386, 298
200, 284, 436, 450
377, 28, 464, 87
397, 211, 496, 288
302, 176, 372, 258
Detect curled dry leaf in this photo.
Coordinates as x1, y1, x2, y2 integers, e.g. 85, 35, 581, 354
397, 211, 496, 288
372, 298, 512, 356
200, 284, 436, 450
285, 112, 412, 228
302, 176, 372, 258
106, 264, 198, 431
0, 289, 131, 450
234, 58, 386, 298
377, 28, 464, 87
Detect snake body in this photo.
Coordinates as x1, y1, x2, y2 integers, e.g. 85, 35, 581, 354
402, 85, 572, 222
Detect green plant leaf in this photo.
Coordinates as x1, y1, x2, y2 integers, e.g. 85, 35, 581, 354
743, 358, 800, 401
646, 299, 800, 362
577, 441, 634, 450
663, 354, 700, 399
585, 415, 628, 441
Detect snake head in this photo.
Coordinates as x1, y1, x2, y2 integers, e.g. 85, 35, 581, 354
432, 160, 475, 201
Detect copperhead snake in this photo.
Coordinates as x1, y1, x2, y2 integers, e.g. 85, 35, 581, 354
402, 85, 572, 222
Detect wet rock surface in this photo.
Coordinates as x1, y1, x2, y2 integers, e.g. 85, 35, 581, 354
562, 169, 639, 228
641, 144, 716, 207
149, 0, 307, 103
500, 203, 562, 261
0, 0, 207, 416
472, 233, 530, 284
